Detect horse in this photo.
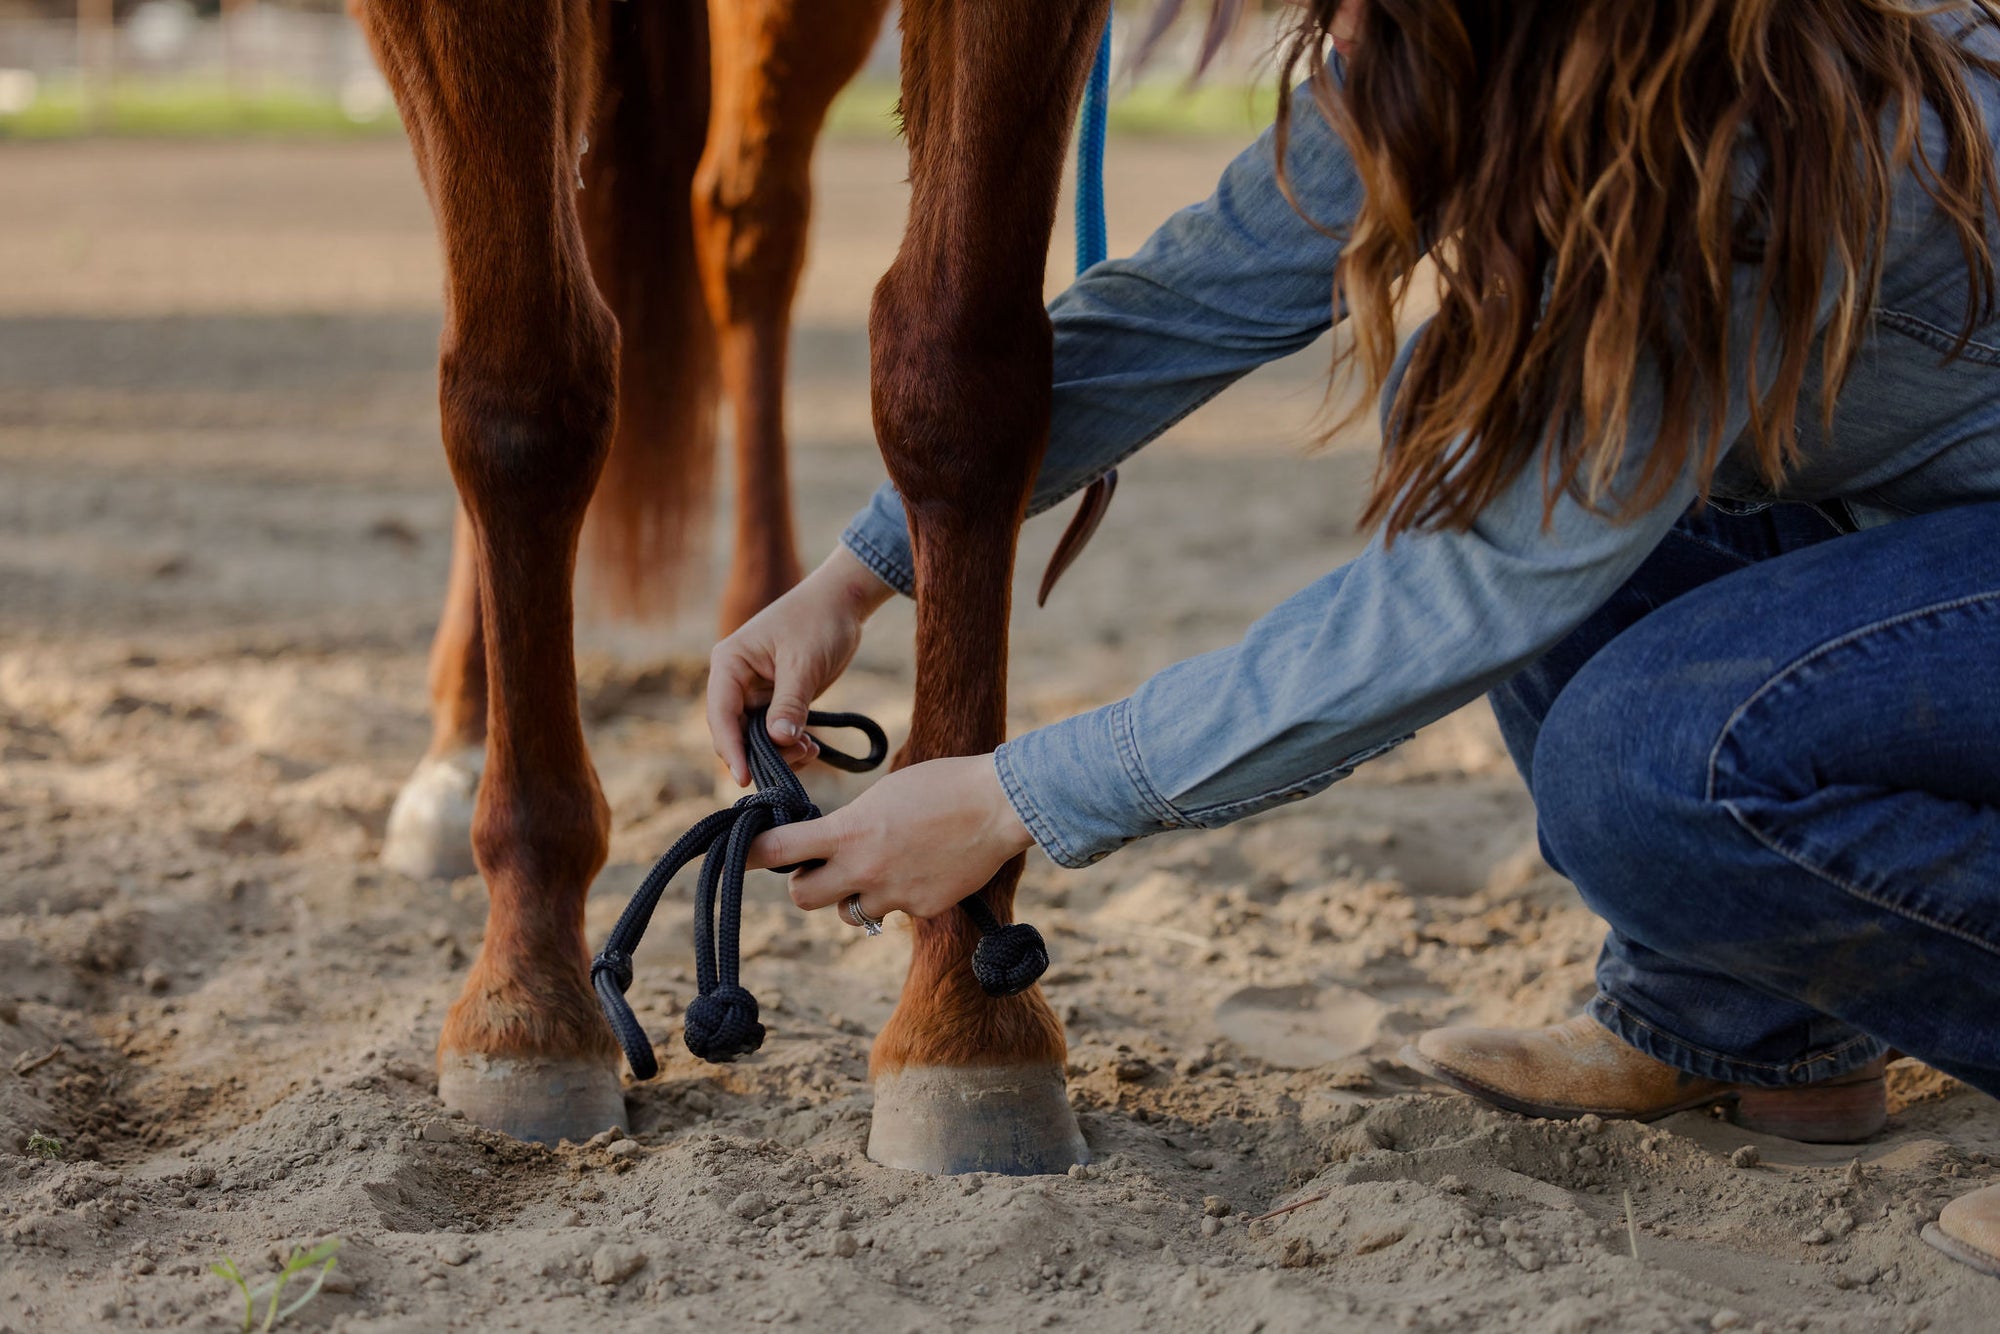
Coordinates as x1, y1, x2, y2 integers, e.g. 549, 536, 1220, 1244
371, 0, 892, 884
353, 0, 1122, 1173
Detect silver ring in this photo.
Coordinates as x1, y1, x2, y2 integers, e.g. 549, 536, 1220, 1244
841, 894, 884, 937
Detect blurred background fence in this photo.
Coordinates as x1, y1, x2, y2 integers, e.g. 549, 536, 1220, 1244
0, 1, 395, 134
0, 0, 1291, 139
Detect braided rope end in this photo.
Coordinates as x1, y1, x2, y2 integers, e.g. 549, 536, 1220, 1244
682, 985, 766, 1063
970, 923, 1050, 998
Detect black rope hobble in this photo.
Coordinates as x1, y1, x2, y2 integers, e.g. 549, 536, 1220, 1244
591, 708, 1052, 1075
961, 896, 1051, 998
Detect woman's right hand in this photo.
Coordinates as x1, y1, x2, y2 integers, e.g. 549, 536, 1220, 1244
706, 545, 897, 785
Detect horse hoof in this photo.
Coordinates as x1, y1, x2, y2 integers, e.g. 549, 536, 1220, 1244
382, 749, 482, 880
868, 1063, 1087, 1175
437, 1052, 626, 1144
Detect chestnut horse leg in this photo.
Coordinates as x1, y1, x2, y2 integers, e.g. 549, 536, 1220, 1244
864, 0, 1109, 1174
357, 0, 625, 1140
385, 0, 716, 880
381, 507, 485, 881
697, 0, 890, 634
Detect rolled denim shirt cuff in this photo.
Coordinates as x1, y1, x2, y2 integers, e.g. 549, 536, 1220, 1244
993, 698, 1187, 869
838, 482, 917, 598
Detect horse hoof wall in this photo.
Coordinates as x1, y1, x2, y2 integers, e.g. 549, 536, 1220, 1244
868, 1064, 1087, 1176
382, 749, 482, 881
438, 1053, 626, 1144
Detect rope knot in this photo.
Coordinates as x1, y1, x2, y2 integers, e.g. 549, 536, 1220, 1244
682, 984, 765, 1062
971, 922, 1050, 998
590, 948, 633, 994
737, 786, 816, 820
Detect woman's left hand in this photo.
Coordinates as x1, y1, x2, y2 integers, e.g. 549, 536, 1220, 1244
745, 755, 1036, 923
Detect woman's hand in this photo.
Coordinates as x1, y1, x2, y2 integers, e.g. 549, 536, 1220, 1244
745, 755, 1036, 922
707, 546, 896, 783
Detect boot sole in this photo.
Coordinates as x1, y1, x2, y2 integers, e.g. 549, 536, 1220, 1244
1400, 1044, 1886, 1144
1923, 1224, 2000, 1278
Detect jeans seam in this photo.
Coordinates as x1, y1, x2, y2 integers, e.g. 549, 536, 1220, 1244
1668, 530, 1762, 568
1594, 994, 1883, 1077
1704, 589, 2000, 803
1719, 798, 2000, 963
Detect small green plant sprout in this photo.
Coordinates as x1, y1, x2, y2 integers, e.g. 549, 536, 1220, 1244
210, 1237, 343, 1332
24, 1131, 63, 1160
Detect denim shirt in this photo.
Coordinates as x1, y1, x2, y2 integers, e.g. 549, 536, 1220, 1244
842, 33, 2000, 870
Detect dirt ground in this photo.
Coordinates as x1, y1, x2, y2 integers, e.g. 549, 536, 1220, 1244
0, 134, 1996, 1334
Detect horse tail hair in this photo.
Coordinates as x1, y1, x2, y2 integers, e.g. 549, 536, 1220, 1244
576, 0, 717, 619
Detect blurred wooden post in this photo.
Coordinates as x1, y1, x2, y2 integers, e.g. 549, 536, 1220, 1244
78, 0, 113, 131
222, 0, 257, 102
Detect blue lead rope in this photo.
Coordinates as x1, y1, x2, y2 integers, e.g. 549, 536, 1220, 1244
1075, 17, 1112, 275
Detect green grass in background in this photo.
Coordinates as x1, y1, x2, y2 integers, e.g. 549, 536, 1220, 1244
826, 76, 1278, 140
1, 75, 1277, 142
0, 76, 399, 139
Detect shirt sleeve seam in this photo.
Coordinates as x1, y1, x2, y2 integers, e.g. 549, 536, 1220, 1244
1176, 733, 1413, 826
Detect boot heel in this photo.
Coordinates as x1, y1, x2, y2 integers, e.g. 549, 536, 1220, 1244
1732, 1075, 1886, 1143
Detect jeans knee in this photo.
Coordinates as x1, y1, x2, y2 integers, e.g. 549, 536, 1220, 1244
1531, 668, 1722, 951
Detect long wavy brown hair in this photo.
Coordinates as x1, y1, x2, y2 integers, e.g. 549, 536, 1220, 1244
1276, 0, 2000, 537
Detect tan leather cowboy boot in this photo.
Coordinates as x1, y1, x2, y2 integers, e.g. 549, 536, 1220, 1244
1403, 1015, 1887, 1143
1926, 1185, 2000, 1277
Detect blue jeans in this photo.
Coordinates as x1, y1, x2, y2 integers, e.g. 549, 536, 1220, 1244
1491, 501, 2000, 1100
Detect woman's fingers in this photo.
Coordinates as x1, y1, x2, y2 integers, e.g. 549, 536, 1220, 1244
708, 642, 829, 786
784, 868, 880, 920
827, 886, 890, 929
745, 814, 843, 874
765, 656, 815, 754
755, 757, 1033, 923
705, 648, 754, 786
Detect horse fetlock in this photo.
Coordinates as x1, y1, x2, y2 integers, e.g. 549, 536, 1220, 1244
442, 948, 616, 1067
871, 975, 1067, 1076
381, 747, 483, 881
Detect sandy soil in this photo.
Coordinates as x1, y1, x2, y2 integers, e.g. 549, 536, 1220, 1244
0, 134, 1995, 1334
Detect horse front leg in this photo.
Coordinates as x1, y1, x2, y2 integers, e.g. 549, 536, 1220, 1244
864, 0, 1110, 1175
696, 0, 890, 633
358, 0, 624, 1142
